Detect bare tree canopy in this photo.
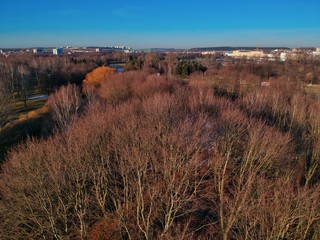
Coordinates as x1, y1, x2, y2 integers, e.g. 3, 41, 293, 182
47, 84, 81, 130
1, 55, 320, 239
0, 76, 13, 128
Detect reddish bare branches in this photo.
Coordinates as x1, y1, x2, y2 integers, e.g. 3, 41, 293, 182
1, 65, 320, 239
47, 84, 81, 130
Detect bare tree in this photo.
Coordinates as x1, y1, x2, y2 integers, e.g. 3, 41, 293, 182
2, 66, 320, 240
206, 108, 293, 240
17, 64, 30, 107
2, 61, 17, 104
164, 53, 178, 77
0, 80, 13, 128
47, 84, 81, 130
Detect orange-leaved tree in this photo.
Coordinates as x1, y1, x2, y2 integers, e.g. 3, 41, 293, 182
83, 66, 116, 88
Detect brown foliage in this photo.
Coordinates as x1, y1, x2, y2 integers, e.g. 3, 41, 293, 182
98, 70, 177, 104
88, 215, 120, 240
1, 66, 320, 239
83, 66, 116, 88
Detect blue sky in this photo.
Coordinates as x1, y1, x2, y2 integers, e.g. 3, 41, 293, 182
0, 0, 319, 48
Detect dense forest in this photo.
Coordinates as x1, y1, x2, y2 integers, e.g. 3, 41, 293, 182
1, 52, 320, 239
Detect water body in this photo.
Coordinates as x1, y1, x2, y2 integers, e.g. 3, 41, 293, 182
109, 63, 125, 73
27, 95, 48, 100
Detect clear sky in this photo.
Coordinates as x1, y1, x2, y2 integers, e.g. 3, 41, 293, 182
0, 0, 319, 49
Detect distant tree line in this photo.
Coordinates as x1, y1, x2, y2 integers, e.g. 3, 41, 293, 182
174, 60, 207, 77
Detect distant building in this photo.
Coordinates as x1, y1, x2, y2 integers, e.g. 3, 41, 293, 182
201, 51, 216, 55
115, 46, 125, 50
124, 49, 134, 53
53, 48, 64, 55
266, 54, 275, 61
225, 51, 233, 57
317, 48, 320, 52
231, 50, 265, 58
313, 51, 320, 57
0, 50, 3, 54
280, 52, 287, 61
33, 48, 43, 54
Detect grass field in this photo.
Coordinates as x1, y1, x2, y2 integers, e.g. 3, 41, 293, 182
304, 84, 320, 99
0, 98, 50, 163
9, 98, 47, 121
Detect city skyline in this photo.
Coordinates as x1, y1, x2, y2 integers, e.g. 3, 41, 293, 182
1, 0, 319, 48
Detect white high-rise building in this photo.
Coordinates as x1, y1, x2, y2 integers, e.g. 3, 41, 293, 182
33, 48, 43, 54
280, 52, 287, 61
53, 48, 64, 55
